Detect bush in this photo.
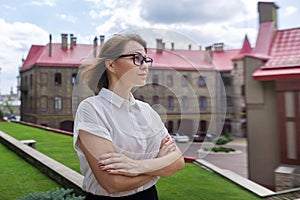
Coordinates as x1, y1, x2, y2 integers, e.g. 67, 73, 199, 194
214, 136, 229, 145
0, 109, 3, 118
211, 146, 235, 153
17, 188, 85, 200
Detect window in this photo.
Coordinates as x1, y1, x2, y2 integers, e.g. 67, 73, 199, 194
233, 63, 238, 70
167, 75, 173, 87
152, 74, 158, 86
55, 97, 62, 110
226, 96, 232, 107
241, 85, 245, 96
199, 96, 207, 109
24, 76, 28, 86
30, 74, 33, 88
54, 73, 62, 85
223, 76, 231, 86
72, 73, 77, 85
198, 76, 206, 87
181, 75, 188, 87
181, 96, 188, 109
167, 96, 174, 110
167, 121, 174, 133
152, 95, 159, 105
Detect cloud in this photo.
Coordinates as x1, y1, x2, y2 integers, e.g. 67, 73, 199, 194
30, 0, 56, 7
56, 13, 77, 23
3, 5, 16, 11
284, 6, 297, 16
0, 19, 48, 94
140, 0, 245, 25
89, 0, 257, 51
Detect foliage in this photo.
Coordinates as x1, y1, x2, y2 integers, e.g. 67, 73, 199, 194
211, 146, 235, 153
17, 188, 85, 200
5, 96, 14, 115
0, 109, 3, 118
213, 136, 231, 145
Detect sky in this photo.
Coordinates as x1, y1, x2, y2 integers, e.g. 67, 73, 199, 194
0, 0, 299, 95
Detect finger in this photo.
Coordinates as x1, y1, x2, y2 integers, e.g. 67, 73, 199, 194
99, 152, 119, 160
98, 155, 123, 165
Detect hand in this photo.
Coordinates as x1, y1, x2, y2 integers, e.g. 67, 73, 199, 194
97, 153, 143, 176
157, 135, 177, 158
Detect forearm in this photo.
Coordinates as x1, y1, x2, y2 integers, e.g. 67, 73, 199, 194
79, 131, 156, 193
140, 147, 185, 177
110, 174, 156, 193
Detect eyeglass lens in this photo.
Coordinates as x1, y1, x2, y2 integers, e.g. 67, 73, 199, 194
133, 54, 152, 67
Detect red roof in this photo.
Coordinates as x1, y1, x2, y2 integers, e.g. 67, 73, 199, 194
232, 35, 252, 60
22, 43, 94, 71
213, 49, 239, 71
22, 43, 237, 72
253, 26, 300, 80
252, 22, 275, 57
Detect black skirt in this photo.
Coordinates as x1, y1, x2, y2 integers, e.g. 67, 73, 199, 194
85, 185, 158, 200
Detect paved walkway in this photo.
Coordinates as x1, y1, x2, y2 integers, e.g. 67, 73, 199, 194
182, 137, 248, 178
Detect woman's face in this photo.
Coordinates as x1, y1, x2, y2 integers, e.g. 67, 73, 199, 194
111, 41, 150, 89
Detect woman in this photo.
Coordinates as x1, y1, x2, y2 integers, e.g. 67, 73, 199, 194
73, 33, 185, 199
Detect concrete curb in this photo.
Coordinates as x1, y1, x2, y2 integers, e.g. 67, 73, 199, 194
195, 159, 274, 198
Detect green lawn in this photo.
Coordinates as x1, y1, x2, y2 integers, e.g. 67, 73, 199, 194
0, 143, 60, 199
0, 122, 260, 200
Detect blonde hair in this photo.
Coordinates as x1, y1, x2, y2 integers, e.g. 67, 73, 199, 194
80, 34, 147, 94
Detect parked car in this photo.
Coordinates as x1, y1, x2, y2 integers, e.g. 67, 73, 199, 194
170, 133, 190, 143
193, 133, 213, 142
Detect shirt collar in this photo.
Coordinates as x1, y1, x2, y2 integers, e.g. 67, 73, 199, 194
98, 88, 139, 109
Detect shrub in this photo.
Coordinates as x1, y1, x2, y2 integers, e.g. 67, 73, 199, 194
0, 109, 3, 118
213, 136, 229, 145
211, 146, 235, 153
17, 188, 85, 200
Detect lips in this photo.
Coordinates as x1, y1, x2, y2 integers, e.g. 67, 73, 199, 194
138, 73, 147, 76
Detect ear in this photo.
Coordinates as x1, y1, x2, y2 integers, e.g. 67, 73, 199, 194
105, 59, 115, 73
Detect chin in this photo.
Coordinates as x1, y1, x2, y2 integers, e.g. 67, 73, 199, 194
135, 81, 147, 87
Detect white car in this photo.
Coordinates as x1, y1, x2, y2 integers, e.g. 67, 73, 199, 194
170, 133, 190, 143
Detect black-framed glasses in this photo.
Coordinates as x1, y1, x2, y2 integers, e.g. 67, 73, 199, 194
118, 52, 153, 67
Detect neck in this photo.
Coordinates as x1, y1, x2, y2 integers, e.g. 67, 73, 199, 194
108, 84, 131, 100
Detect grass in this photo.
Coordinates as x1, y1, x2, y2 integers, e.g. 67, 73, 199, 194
0, 122, 260, 200
0, 143, 60, 199
0, 121, 80, 172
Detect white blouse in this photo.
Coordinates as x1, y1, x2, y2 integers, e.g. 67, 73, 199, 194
73, 88, 168, 197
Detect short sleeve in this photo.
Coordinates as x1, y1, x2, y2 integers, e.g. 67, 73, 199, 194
74, 98, 112, 143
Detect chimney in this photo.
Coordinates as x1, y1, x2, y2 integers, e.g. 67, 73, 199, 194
61, 33, 68, 49
214, 43, 224, 51
205, 46, 213, 63
100, 35, 105, 48
70, 34, 77, 49
258, 2, 279, 29
171, 42, 174, 50
93, 36, 98, 57
188, 44, 192, 50
199, 45, 202, 50
49, 34, 52, 57
156, 39, 163, 53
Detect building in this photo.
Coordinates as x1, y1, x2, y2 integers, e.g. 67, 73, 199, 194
0, 89, 21, 119
234, 2, 300, 190
20, 34, 238, 135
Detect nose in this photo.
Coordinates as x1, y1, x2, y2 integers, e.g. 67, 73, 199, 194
140, 61, 149, 70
